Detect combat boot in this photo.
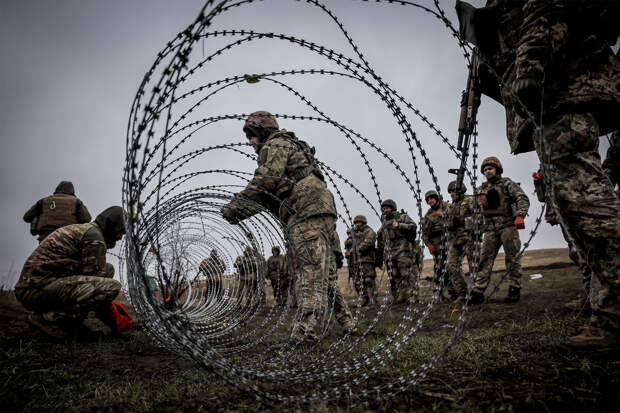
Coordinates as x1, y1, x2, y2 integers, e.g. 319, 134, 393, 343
504, 286, 520, 303
462, 290, 484, 305
564, 326, 620, 349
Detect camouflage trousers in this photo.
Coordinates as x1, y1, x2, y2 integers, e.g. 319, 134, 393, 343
387, 254, 419, 303
536, 112, 620, 331
15, 263, 119, 323
350, 262, 377, 304
446, 240, 475, 298
236, 274, 262, 307
289, 215, 335, 342
326, 261, 353, 330
475, 225, 522, 293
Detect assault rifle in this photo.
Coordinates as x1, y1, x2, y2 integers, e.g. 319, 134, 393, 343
449, 49, 481, 193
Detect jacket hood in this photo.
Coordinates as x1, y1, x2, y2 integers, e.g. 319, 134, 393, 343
54, 181, 75, 195
95, 206, 126, 248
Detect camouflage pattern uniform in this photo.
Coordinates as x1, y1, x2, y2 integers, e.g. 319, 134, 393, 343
283, 250, 297, 308
458, 0, 620, 344
15, 206, 124, 333
377, 199, 420, 304
446, 181, 476, 300
199, 250, 226, 301
266, 246, 286, 305
344, 229, 358, 295
221, 111, 337, 342
234, 247, 261, 307
474, 158, 530, 300
23, 181, 91, 242
344, 215, 377, 306
602, 131, 619, 196
327, 229, 354, 332
422, 190, 450, 292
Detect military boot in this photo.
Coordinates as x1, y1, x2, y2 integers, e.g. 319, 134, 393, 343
462, 290, 484, 305
564, 326, 620, 349
342, 317, 359, 336
504, 286, 521, 303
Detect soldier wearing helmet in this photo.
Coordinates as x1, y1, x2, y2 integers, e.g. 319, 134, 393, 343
445, 180, 476, 301
344, 214, 378, 306
233, 246, 264, 308
266, 246, 286, 306
221, 111, 337, 343
376, 199, 421, 304
469, 156, 529, 304
199, 249, 227, 302
422, 189, 451, 297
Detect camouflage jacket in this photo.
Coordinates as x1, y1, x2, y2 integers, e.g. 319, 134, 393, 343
447, 195, 475, 246
229, 130, 336, 225
377, 210, 417, 259
330, 229, 344, 271
471, 0, 620, 154
16, 222, 109, 292
199, 255, 226, 277
476, 176, 530, 231
344, 224, 376, 264
266, 254, 285, 280
422, 201, 450, 246
234, 251, 263, 279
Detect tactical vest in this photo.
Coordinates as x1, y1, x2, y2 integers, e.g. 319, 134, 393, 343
36, 194, 79, 231
266, 131, 324, 187
478, 178, 513, 218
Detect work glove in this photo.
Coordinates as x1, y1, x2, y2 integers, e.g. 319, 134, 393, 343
427, 244, 437, 255
514, 216, 525, 230
532, 171, 543, 180
221, 204, 240, 224
108, 301, 132, 333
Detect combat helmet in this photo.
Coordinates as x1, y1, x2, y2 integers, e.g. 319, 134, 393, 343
353, 215, 367, 225
448, 180, 467, 194
380, 199, 397, 210
424, 190, 439, 202
243, 111, 279, 135
480, 156, 503, 174
272, 246, 280, 254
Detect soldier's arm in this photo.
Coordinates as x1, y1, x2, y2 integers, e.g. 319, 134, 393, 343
357, 227, 376, 252
507, 180, 530, 217
76, 200, 92, 223
421, 216, 430, 244
80, 227, 108, 277
344, 237, 353, 250
23, 200, 42, 223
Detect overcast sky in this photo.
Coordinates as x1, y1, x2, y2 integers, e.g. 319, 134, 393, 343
2, 0, 610, 288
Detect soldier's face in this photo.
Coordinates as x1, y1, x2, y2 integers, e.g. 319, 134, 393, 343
382, 206, 393, 215
248, 136, 260, 152
115, 231, 124, 241
450, 192, 459, 201
426, 197, 437, 207
354, 221, 362, 228
483, 166, 496, 180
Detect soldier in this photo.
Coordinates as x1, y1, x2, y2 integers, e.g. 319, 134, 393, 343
266, 246, 286, 306
199, 250, 226, 302
23, 181, 91, 242
456, 0, 620, 347
283, 250, 298, 308
344, 215, 377, 306
15, 206, 127, 339
602, 131, 619, 196
327, 227, 356, 334
422, 190, 450, 295
376, 199, 419, 304
445, 181, 476, 301
221, 111, 337, 343
344, 228, 358, 296
469, 157, 529, 304
233, 246, 261, 307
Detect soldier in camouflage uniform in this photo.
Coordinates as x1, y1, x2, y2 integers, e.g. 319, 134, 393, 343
470, 157, 530, 304
234, 246, 261, 307
15, 206, 126, 338
602, 131, 619, 197
422, 190, 450, 295
344, 228, 358, 295
457, 0, 620, 347
23, 181, 92, 243
266, 246, 286, 306
377, 199, 420, 304
327, 227, 356, 334
344, 215, 377, 306
221, 111, 337, 343
199, 250, 226, 302
445, 181, 476, 301
283, 250, 297, 308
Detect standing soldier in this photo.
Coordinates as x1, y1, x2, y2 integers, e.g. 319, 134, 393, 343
199, 250, 226, 302
328, 227, 356, 334
283, 250, 297, 308
422, 190, 450, 295
23, 181, 91, 242
221, 111, 337, 343
470, 157, 529, 304
345, 215, 377, 306
15, 206, 128, 338
234, 246, 262, 307
344, 229, 358, 296
445, 181, 476, 301
266, 246, 286, 306
456, 0, 620, 347
376, 199, 419, 304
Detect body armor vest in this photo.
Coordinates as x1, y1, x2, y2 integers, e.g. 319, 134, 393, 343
36, 194, 79, 231
478, 178, 513, 217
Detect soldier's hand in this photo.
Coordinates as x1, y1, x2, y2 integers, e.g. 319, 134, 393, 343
392, 220, 399, 228
221, 204, 239, 224
514, 216, 525, 230
427, 244, 437, 255
437, 211, 444, 217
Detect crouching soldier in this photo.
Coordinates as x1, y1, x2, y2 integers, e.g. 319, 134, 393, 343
15, 206, 129, 338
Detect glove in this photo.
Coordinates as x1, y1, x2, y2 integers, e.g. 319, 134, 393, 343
221, 204, 239, 224
437, 211, 444, 217
514, 216, 525, 230
108, 301, 131, 333
427, 244, 436, 255
532, 172, 543, 180
335, 254, 344, 269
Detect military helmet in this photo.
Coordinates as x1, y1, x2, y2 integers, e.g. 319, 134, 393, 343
245, 246, 253, 253
424, 190, 439, 202
272, 246, 280, 253
243, 111, 279, 133
380, 199, 397, 210
448, 180, 467, 194
353, 215, 367, 225
481, 156, 503, 174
